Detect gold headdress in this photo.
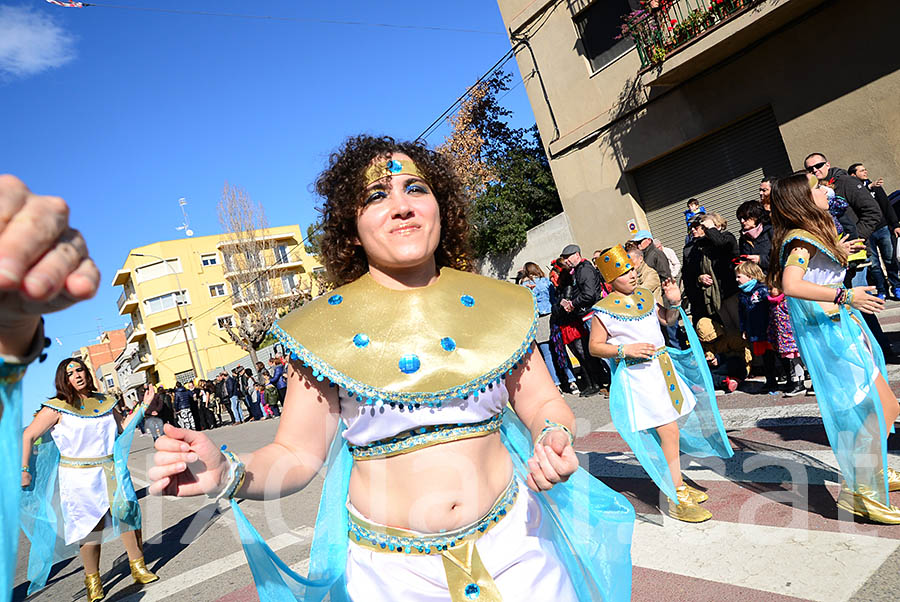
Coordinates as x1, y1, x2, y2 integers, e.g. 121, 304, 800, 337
364, 157, 429, 188
593, 245, 633, 282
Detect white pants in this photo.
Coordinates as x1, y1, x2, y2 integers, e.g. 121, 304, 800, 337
345, 483, 577, 601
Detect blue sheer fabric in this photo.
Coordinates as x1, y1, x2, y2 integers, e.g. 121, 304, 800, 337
19, 406, 145, 596
607, 308, 733, 502
0, 368, 25, 602
786, 297, 890, 502
230, 411, 635, 601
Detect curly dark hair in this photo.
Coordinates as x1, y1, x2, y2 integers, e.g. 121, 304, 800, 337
314, 135, 470, 286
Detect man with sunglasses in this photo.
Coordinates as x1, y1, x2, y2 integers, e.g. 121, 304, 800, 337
804, 153, 884, 252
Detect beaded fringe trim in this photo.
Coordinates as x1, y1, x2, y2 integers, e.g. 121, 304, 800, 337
348, 479, 518, 555
349, 413, 503, 460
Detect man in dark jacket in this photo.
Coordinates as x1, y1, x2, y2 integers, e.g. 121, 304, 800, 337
630, 229, 672, 280
226, 369, 243, 424
268, 356, 288, 403
682, 215, 740, 333
172, 382, 196, 430
559, 244, 610, 396
144, 387, 165, 441
849, 162, 900, 299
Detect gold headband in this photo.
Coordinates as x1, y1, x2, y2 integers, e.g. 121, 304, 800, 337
66, 361, 80, 371
363, 158, 428, 188
593, 245, 633, 282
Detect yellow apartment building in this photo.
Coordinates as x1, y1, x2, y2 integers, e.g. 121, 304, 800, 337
111, 224, 321, 399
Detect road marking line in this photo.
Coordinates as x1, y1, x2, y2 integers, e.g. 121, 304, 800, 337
119, 526, 314, 602
633, 517, 898, 601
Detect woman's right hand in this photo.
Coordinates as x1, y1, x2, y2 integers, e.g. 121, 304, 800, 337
624, 343, 656, 359
699, 274, 714, 286
849, 286, 885, 314
148, 424, 230, 497
21, 471, 31, 489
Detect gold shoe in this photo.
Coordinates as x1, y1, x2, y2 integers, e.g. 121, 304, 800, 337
84, 572, 104, 602
667, 486, 713, 523
879, 467, 900, 492
836, 486, 900, 524
682, 483, 708, 503
129, 557, 159, 585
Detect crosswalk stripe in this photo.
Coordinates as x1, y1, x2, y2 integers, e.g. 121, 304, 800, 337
632, 517, 898, 601
118, 527, 314, 602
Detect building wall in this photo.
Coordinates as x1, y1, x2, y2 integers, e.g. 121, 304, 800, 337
113, 225, 321, 387
478, 212, 575, 280
497, 0, 900, 252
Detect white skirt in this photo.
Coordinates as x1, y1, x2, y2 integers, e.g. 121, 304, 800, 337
58, 465, 111, 545
621, 358, 697, 431
345, 481, 577, 601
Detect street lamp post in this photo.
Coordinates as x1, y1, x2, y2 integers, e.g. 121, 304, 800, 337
130, 252, 206, 381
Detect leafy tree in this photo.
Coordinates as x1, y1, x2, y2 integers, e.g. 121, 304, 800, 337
304, 220, 324, 259
439, 72, 562, 258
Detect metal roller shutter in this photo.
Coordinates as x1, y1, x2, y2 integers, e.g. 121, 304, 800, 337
632, 108, 792, 260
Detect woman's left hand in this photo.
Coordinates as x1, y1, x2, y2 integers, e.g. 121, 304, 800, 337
526, 429, 578, 492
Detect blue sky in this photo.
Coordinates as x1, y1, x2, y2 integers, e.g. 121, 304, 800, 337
0, 1, 537, 419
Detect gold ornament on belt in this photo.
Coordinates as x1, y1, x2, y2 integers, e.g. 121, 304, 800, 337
593, 245, 633, 283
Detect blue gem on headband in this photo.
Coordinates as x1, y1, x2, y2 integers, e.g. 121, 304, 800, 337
353, 333, 370, 348
387, 159, 402, 173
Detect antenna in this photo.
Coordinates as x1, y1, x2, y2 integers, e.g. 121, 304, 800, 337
175, 197, 194, 237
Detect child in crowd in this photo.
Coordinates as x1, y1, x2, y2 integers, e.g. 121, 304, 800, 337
684, 198, 706, 243
256, 384, 274, 419
767, 284, 807, 396
736, 260, 778, 394
695, 317, 751, 393
264, 383, 282, 417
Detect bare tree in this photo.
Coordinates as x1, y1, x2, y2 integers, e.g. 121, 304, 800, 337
218, 183, 311, 366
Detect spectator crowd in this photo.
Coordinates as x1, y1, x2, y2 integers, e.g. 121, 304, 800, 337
516, 152, 898, 398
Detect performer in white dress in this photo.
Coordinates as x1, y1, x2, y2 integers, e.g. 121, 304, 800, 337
21, 358, 158, 601
590, 245, 732, 523
769, 172, 900, 524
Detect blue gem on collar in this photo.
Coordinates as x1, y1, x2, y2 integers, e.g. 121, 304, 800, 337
353, 333, 370, 348
464, 583, 480, 599
637, 304, 643, 309
604, 256, 610, 262
615, 262, 621, 267
460, 294, 475, 307
398, 354, 421, 374
440, 337, 456, 352
614, 299, 620, 304
328, 294, 343, 305
93, 409, 99, 413
387, 159, 402, 173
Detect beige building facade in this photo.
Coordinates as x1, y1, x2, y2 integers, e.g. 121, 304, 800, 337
112, 225, 320, 399
497, 0, 900, 254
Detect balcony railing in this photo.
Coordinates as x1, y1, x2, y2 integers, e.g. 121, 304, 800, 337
620, 0, 763, 69
117, 289, 138, 315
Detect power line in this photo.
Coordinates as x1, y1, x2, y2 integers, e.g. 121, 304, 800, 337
416, 46, 520, 142
55, 2, 505, 36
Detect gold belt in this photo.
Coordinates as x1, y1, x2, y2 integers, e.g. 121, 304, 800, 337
348, 477, 517, 601
59, 454, 114, 468
617, 346, 686, 413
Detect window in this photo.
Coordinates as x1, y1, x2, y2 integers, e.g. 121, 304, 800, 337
281, 273, 298, 294
254, 279, 270, 297
217, 315, 235, 329
134, 258, 182, 283
245, 249, 262, 269
573, 0, 638, 73
174, 369, 196, 384
154, 323, 197, 348
106, 376, 115, 389
143, 290, 189, 315
274, 245, 290, 264
201, 253, 218, 267
223, 252, 235, 272
209, 283, 227, 297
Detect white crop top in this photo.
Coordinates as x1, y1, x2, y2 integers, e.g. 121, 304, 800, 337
339, 382, 508, 447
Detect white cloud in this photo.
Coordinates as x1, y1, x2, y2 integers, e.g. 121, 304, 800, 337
0, 4, 76, 79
